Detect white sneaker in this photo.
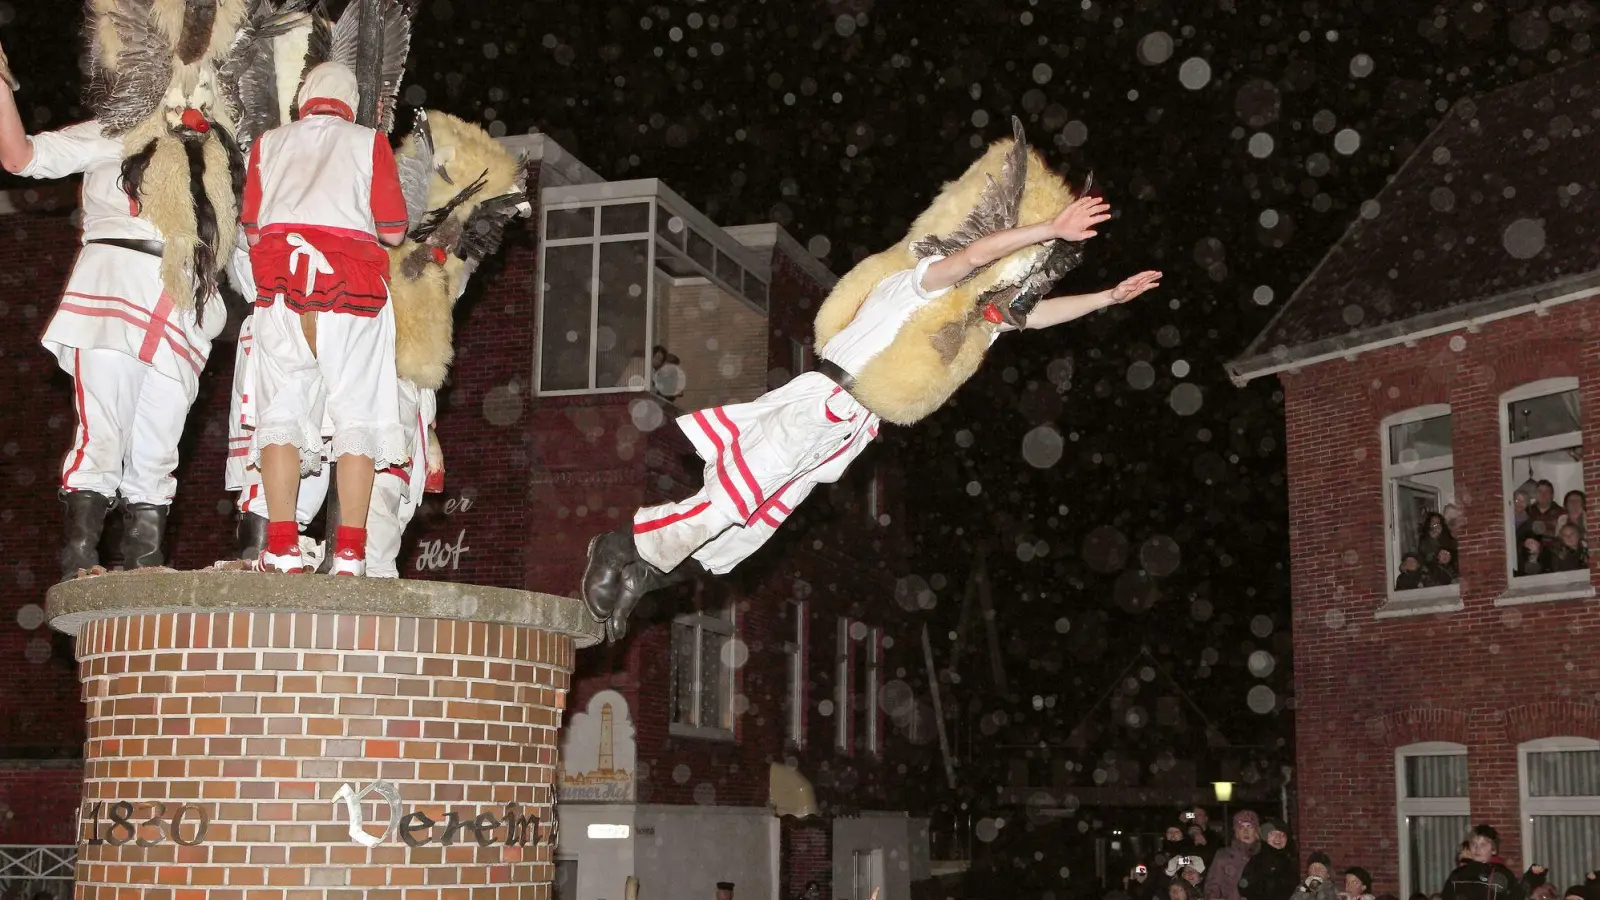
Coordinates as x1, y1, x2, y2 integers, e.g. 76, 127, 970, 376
252, 547, 312, 574
329, 547, 366, 577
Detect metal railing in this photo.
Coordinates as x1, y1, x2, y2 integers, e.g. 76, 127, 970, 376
0, 845, 76, 880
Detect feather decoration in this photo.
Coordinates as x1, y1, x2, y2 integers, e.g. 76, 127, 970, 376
395, 109, 434, 228
411, 169, 486, 242
373, 0, 412, 132
454, 191, 529, 264
220, 0, 313, 147
96, 0, 175, 136
176, 0, 219, 64
911, 116, 1030, 261
326, 0, 361, 72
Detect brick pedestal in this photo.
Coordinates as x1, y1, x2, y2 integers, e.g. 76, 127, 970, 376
47, 571, 603, 899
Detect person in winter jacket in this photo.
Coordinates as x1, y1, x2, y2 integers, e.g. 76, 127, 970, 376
1441, 825, 1523, 900
1240, 821, 1298, 900
1295, 853, 1339, 900
1169, 854, 1208, 888
1343, 867, 1376, 900
1170, 880, 1202, 900
1188, 824, 1219, 869
1205, 810, 1262, 900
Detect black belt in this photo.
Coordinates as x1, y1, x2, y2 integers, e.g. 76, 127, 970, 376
814, 358, 857, 394
87, 238, 164, 258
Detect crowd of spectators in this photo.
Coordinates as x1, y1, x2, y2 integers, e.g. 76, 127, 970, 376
1113, 815, 1599, 900
1395, 484, 1591, 591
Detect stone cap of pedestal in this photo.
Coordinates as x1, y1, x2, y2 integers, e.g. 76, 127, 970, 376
46, 570, 604, 648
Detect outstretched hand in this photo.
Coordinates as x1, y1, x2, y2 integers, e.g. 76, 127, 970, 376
1110, 270, 1162, 304
1051, 196, 1111, 242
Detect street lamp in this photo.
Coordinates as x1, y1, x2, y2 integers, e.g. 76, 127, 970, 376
1214, 781, 1234, 826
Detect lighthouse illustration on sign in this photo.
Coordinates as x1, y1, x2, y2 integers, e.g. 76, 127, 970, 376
558, 690, 635, 802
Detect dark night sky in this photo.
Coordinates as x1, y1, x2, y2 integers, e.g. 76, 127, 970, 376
1, 0, 1592, 774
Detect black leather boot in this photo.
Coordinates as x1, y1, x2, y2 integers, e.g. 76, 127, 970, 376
316, 465, 341, 575
582, 526, 638, 624
120, 503, 169, 569
236, 511, 269, 560
59, 489, 114, 582
606, 557, 707, 643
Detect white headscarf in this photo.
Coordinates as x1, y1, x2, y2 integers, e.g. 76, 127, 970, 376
297, 62, 360, 115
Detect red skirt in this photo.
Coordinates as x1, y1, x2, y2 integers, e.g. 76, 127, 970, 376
251, 228, 390, 317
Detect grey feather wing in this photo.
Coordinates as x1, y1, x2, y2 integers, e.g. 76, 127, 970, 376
327, 0, 362, 70
97, 0, 174, 136
221, 0, 311, 148
375, 0, 413, 133
911, 118, 1029, 260
395, 110, 434, 228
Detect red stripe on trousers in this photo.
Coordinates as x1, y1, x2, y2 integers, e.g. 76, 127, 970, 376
713, 407, 766, 508
61, 350, 90, 487
691, 410, 752, 520
634, 501, 712, 534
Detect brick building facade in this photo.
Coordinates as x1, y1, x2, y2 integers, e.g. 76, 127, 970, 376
1229, 60, 1600, 896
0, 136, 945, 898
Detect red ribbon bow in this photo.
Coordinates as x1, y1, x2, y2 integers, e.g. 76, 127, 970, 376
180, 109, 210, 133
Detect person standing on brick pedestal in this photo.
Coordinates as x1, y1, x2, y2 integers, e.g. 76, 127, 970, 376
0, 42, 241, 581
241, 62, 410, 576
582, 118, 1162, 642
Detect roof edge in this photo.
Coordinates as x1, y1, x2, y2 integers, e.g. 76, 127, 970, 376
1225, 271, 1600, 386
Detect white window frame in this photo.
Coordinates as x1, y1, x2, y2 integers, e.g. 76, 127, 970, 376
866, 466, 886, 526
790, 337, 812, 377
1395, 741, 1470, 899
785, 601, 808, 749
668, 609, 736, 741
1499, 378, 1591, 603
535, 180, 771, 398
1518, 735, 1600, 886
835, 617, 854, 755
1379, 405, 1462, 614
864, 626, 882, 756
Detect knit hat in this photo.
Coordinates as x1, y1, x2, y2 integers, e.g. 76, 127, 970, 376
1309, 852, 1332, 869
1260, 821, 1282, 840
1346, 868, 1373, 893
1562, 886, 1590, 900
1234, 810, 1261, 829
297, 63, 361, 113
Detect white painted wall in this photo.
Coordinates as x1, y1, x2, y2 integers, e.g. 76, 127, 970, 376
833, 813, 914, 900
556, 803, 637, 900
633, 805, 775, 900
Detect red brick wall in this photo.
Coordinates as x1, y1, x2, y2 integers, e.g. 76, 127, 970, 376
782, 817, 833, 900
0, 764, 82, 843
1281, 300, 1600, 889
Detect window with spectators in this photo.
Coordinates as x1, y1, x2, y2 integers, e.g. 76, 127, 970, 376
1382, 407, 1460, 602
1519, 737, 1600, 890
784, 601, 808, 749
1502, 380, 1587, 590
1396, 742, 1470, 898
668, 605, 735, 740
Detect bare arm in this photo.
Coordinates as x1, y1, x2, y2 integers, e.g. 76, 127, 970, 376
1016, 271, 1162, 330
0, 77, 33, 175
921, 195, 1111, 292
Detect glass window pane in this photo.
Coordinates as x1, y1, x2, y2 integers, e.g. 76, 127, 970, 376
749, 275, 769, 311
601, 202, 651, 236
1404, 754, 1468, 798
1531, 815, 1600, 891
1390, 415, 1453, 465
1509, 390, 1581, 443
670, 623, 696, 726
546, 207, 594, 240
1407, 815, 1469, 896
656, 209, 685, 248
1391, 467, 1458, 590
687, 229, 714, 270
716, 249, 738, 283
1528, 750, 1600, 797
699, 628, 728, 731
539, 244, 594, 392
1510, 449, 1587, 577
596, 241, 651, 390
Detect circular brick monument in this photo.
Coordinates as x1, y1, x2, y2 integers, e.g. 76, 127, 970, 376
47, 571, 602, 898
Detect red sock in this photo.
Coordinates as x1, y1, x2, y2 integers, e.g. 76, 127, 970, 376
267, 521, 299, 556
336, 525, 367, 559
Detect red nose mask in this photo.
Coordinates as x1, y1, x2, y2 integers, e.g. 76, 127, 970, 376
983, 302, 1004, 324
180, 109, 210, 133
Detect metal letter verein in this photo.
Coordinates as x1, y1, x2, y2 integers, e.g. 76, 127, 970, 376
333, 780, 403, 847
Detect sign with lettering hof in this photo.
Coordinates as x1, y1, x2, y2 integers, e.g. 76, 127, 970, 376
557, 690, 636, 803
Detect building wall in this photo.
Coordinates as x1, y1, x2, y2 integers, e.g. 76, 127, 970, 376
656, 274, 770, 412
832, 813, 914, 900
633, 805, 776, 900
1281, 299, 1600, 890
553, 803, 637, 900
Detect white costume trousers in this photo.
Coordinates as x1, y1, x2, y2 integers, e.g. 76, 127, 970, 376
367, 380, 430, 578
59, 348, 193, 505
249, 296, 408, 473
237, 463, 330, 528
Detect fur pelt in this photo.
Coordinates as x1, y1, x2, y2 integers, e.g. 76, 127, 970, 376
389, 111, 525, 389
811, 134, 1076, 426
120, 117, 239, 310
